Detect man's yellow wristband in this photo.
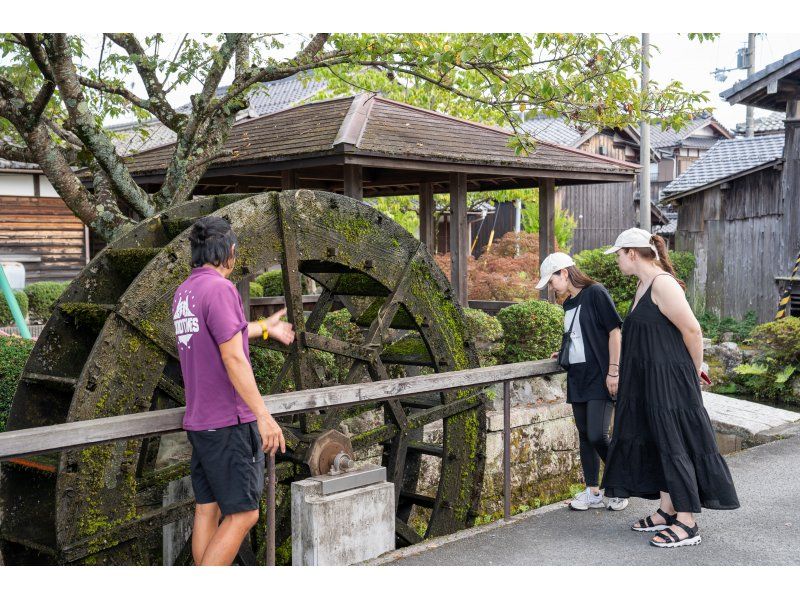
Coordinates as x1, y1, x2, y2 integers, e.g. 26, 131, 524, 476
258, 318, 269, 341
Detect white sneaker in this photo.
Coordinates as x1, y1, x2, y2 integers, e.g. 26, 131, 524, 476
607, 497, 629, 511
569, 488, 605, 511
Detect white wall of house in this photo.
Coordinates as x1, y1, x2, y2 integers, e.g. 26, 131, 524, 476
0, 172, 60, 197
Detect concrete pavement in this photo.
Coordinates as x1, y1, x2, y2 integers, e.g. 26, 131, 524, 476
374, 431, 800, 566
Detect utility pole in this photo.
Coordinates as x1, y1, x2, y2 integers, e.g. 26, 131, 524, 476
745, 33, 756, 137
639, 33, 651, 231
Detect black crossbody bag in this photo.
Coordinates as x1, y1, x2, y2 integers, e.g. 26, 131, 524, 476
558, 308, 578, 370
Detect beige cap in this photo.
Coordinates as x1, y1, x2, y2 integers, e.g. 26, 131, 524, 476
603, 228, 659, 260
535, 252, 575, 290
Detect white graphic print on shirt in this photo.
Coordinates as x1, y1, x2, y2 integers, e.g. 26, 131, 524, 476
173, 290, 199, 349
564, 305, 586, 364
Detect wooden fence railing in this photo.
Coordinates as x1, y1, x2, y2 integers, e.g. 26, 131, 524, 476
0, 358, 562, 565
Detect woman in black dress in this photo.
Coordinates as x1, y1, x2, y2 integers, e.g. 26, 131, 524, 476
601, 228, 739, 548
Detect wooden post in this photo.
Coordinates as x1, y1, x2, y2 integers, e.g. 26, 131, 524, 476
236, 278, 251, 319
539, 178, 556, 300
343, 164, 363, 200
419, 182, 435, 254
449, 172, 468, 307
281, 170, 297, 190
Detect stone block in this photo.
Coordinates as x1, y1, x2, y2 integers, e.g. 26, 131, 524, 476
291, 476, 395, 566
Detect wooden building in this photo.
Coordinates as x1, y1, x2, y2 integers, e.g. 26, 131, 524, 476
661, 136, 785, 322
717, 48, 800, 322
117, 93, 638, 305
521, 114, 732, 252
0, 159, 89, 284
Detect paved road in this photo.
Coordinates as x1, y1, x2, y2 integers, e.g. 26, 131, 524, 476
381, 433, 800, 566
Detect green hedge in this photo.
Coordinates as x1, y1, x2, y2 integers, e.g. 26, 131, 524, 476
573, 247, 696, 308
496, 300, 563, 363
0, 290, 29, 327
0, 336, 35, 432
25, 281, 68, 321
463, 307, 503, 367
254, 270, 311, 296
249, 282, 264, 298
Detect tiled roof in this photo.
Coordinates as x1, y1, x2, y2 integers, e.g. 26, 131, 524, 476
108, 73, 326, 155
649, 116, 731, 149
122, 94, 638, 179
661, 135, 784, 200
0, 158, 40, 171
519, 116, 584, 146
734, 113, 785, 136
721, 48, 800, 110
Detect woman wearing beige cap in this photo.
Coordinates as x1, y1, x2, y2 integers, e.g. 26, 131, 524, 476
600, 228, 739, 548
536, 252, 627, 512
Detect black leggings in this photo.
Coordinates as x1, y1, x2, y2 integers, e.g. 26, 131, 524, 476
571, 400, 613, 487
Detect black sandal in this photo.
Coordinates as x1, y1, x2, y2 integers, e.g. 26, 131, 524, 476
650, 520, 702, 548
631, 508, 677, 532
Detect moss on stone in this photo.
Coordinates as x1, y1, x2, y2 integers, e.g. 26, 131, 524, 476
60, 302, 111, 333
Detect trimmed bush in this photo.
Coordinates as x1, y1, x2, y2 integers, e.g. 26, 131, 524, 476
254, 270, 310, 296
1, 336, 35, 432
25, 281, 68, 322
249, 282, 264, 298
573, 247, 695, 308
496, 300, 563, 363
698, 311, 757, 344
0, 290, 29, 327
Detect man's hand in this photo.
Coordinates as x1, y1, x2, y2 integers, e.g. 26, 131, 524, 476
550, 351, 559, 359
264, 307, 295, 346
257, 413, 286, 456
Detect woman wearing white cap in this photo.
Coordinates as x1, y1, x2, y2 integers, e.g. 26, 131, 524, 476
536, 252, 627, 512
600, 228, 739, 548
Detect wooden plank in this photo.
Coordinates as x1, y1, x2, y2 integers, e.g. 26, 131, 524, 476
0, 359, 561, 460
281, 170, 297, 190
419, 181, 435, 254
343, 164, 363, 200
449, 172, 469, 306
539, 178, 556, 299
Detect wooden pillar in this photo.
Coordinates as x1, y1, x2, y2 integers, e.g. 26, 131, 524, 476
236, 278, 251, 320
343, 164, 363, 200
419, 182, 435, 254
539, 178, 556, 300
449, 172, 469, 307
281, 170, 298, 190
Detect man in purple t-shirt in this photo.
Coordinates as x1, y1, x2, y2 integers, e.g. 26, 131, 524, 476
172, 216, 294, 566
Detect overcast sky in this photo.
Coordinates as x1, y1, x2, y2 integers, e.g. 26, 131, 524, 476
78, 32, 800, 131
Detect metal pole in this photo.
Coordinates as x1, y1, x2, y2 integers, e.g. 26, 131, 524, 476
745, 33, 756, 138
266, 454, 276, 566
0, 265, 31, 339
640, 33, 651, 232
503, 380, 511, 521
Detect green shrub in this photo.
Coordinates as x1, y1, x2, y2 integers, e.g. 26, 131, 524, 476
0, 336, 35, 432
249, 282, 264, 298
250, 345, 288, 394
730, 317, 800, 403
25, 281, 69, 321
0, 290, 29, 327
463, 308, 504, 367
254, 270, 310, 296
698, 311, 757, 343
573, 247, 696, 309
496, 300, 563, 362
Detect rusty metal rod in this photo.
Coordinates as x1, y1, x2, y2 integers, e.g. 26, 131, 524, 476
267, 454, 276, 566
503, 380, 511, 521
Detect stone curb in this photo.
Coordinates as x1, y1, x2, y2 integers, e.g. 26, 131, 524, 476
359, 500, 567, 566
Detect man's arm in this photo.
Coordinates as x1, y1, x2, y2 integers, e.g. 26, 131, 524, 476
219, 332, 285, 455
246, 307, 295, 344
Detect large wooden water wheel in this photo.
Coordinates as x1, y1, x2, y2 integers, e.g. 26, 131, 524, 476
0, 190, 487, 565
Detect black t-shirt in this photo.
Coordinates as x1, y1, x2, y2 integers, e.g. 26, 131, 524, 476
561, 283, 622, 403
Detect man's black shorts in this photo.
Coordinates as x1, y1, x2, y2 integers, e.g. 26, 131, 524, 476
187, 421, 265, 515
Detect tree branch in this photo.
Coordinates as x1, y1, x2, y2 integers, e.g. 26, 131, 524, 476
43, 33, 156, 220
105, 33, 185, 132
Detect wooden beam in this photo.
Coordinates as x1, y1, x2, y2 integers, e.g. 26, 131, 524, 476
343, 164, 363, 200
539, 178, 556, 300
0, 359, 561, 460
281, 170, 297, 190
449, 172, 469, 306
419, 182, 435, 254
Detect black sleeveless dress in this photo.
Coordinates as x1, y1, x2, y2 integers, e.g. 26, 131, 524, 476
601, 275, 740, 513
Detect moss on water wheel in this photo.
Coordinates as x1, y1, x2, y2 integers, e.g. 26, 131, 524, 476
0, 190, 486, 565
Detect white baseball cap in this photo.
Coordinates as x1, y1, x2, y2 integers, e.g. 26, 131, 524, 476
535, 252, 575, 290
603, 228, 659, 260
